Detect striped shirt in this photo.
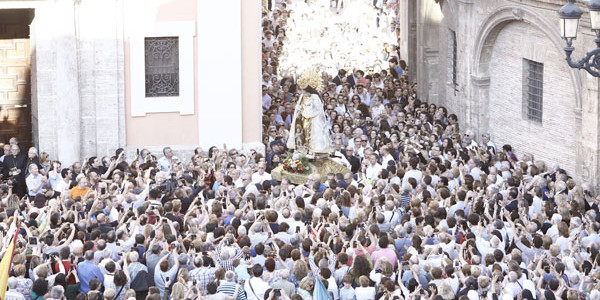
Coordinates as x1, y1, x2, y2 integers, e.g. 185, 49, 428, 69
400, 193, 411, 208
217, 281, 247, 300
215, 245, 244, 272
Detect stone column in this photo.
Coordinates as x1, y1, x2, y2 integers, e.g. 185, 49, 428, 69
32, 0, 81, 166
471, 75, 490, 137
407, 0, 417, 83
241, 0, 265, 154
76, 0, 125, 157
457, 0, 475, 131
397, 0, 409, 64
580, 76, 600, 189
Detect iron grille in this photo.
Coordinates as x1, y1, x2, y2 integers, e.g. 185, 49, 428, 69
144, 37, 180, 97
451, 30, 457, 86
524, 59, 543, 123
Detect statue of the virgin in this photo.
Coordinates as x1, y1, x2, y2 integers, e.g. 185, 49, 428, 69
286, 68, 332, 156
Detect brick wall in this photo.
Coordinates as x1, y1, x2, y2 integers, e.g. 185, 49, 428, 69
410, 0, 600, 185
488, 21, 577, 172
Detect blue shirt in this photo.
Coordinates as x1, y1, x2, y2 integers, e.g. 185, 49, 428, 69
77, 260, 104, 293
157, 157, 170, 172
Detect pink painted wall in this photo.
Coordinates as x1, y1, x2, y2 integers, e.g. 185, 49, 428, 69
124, 0, 199, 146
124, 0, 262, 148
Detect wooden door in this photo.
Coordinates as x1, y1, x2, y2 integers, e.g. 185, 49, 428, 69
0, 38, 31, 148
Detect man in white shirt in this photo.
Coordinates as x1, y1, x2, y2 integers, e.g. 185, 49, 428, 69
380, 146, 395, 168
262, 30, 276, 48
402, 157, 421, 185
462, 130, 478, 149
331, 141, 351, 169
251, 162, 272, 185
481, 133, 497, 153
365, 154, 382, 181
47, 161, 63, 191
382, 200, 400, 228
25, 164, 46, 199
244, 264, 270, 300
54, 168, 72, 195
371, 97, 385, 120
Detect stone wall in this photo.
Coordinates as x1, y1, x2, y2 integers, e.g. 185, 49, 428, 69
403, 0, 600, 188
29, 0, 125, 166
487, 21, 577, 173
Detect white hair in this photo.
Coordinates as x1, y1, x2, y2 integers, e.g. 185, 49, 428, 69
103, 248, 112, 259
237, 226, 247, 236
51, 285, 65, 299
128, 251, 139, 262
551, 214, 563, 224
7, 277, 17, 289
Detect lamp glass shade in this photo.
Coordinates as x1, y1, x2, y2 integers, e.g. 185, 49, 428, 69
591, 11, 600, 30
560, 17, 579, 38
589, 0, 600, 30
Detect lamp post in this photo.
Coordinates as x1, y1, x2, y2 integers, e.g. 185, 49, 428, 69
559, 0, 600, 77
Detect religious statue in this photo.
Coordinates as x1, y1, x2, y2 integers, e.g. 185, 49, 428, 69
287, 68, 332, 156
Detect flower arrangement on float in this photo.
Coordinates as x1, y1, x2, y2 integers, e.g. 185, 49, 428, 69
282, 153, 311, 174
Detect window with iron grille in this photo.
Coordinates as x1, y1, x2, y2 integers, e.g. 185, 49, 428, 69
144, 37, 179, 97
523, 59, 543, 123
450, 30, 457, 87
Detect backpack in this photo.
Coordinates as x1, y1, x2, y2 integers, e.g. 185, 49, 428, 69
130, 269, 153, 292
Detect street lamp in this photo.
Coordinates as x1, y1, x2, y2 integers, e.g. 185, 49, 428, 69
558, 0, 600, 77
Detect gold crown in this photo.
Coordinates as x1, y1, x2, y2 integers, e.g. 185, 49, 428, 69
297, 68, 323, 93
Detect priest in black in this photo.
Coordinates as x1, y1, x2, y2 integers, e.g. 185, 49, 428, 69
2, 144, 27, 197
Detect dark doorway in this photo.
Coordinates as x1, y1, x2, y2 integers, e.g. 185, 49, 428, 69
0, 9, 34, 150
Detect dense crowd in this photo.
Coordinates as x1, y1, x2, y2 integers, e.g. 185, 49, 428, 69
0, 1, 598, 300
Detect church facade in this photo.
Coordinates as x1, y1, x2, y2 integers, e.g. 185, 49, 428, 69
401, 0, 600, 188
0, 0, 263, 165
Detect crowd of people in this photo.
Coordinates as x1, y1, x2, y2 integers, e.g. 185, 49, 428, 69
0, 1, 598, 300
